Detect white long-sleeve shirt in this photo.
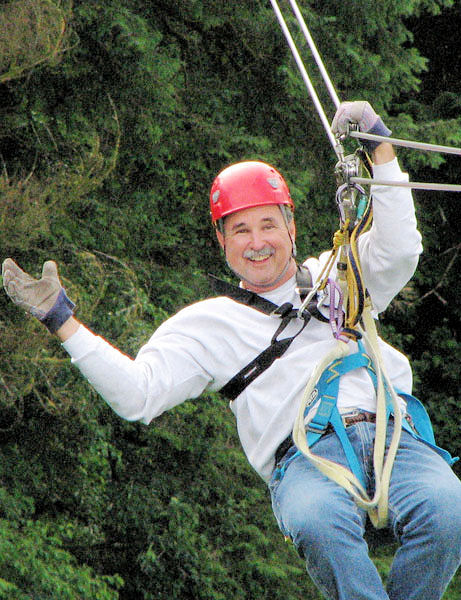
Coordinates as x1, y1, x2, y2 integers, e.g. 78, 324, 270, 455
63, 158, 423, 482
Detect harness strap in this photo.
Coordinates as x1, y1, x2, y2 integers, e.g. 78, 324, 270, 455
290, 303, 404, 528
208, 274, 306, 319
208, 264, 326, 321
306, 350, 374, 488
278, 350, 375, 488
209, 265, 329, 401
219, 317, 309, 400
291, 337, 375, 503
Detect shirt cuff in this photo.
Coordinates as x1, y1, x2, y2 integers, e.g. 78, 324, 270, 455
62, 324, 99, 360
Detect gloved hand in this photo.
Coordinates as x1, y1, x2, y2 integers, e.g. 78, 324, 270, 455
2, 258, 75, 333
331, 101, 391, 152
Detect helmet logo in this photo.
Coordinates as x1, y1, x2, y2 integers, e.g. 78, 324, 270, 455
267, 177, 279, 189
212, 190, 220, 204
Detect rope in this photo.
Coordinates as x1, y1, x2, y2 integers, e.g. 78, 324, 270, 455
292, 311, 401, 527
361, 305, 403, 527
292, 182, 402, 528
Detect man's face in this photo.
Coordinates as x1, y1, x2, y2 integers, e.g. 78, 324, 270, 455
216, 204, 296, 293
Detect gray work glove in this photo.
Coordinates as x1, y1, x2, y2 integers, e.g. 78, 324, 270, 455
2, 258, 75, 333
331, 101, 392, 152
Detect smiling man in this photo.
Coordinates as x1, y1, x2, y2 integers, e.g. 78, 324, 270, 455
212, 161, 297, 293
217, 205, 296, 291
3, 101, 461, 600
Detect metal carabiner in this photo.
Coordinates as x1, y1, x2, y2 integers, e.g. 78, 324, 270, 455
297, 280, 322, 320
335, 181, 368, 229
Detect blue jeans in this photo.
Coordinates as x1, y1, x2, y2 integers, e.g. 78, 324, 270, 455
269, 422, 461, 600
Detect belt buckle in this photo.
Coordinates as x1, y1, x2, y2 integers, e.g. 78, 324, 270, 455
341, 409, 362, 428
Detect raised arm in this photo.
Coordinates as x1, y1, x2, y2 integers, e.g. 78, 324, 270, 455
331, 101, 422, 313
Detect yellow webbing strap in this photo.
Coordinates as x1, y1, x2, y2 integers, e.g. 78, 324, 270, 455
361, 305, 403, 527
292, 191, 403, 528
292, 307, 402, 527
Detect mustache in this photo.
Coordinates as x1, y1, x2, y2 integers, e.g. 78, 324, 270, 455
243, 246, 275, 260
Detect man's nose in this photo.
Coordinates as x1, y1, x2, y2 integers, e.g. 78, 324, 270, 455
249, 230, 266, 249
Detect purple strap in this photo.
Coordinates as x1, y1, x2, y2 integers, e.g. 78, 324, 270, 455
327, 278, 348, 342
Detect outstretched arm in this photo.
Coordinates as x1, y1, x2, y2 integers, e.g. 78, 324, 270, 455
2, 259, 213, 423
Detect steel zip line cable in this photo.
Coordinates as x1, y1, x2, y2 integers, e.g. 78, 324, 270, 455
269, 0, 340, 156
270, 0, 461, 192
287, 0, 340, 110
349, 131, 461, 155
350, 177, 461, 192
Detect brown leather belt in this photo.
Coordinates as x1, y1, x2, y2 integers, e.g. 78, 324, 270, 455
274, 413, 372, 465
321, 411, 377, 436
341, 410, 376, 426
274, 411, 376, 462
275, 411, 416, 465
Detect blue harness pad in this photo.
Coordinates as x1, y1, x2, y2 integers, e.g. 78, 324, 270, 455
279, 341, 458, 483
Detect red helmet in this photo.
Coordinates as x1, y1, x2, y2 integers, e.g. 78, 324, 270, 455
210, 161, 294, 223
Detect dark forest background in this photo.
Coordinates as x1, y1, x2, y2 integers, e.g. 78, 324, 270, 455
0, 1, 460, 597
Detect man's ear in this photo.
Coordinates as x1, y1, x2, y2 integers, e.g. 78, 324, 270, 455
216, 229, 225, 250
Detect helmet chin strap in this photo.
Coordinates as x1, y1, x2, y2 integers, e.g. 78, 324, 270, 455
279, 204, 297, 258
290, 236, 297, 258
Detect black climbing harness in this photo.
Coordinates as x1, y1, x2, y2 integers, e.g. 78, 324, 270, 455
209, 265, 328, 401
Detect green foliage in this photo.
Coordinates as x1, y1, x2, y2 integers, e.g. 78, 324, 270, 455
0, 0, 76, 84
0, 0, 460, 597
0, 519, 122, 599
